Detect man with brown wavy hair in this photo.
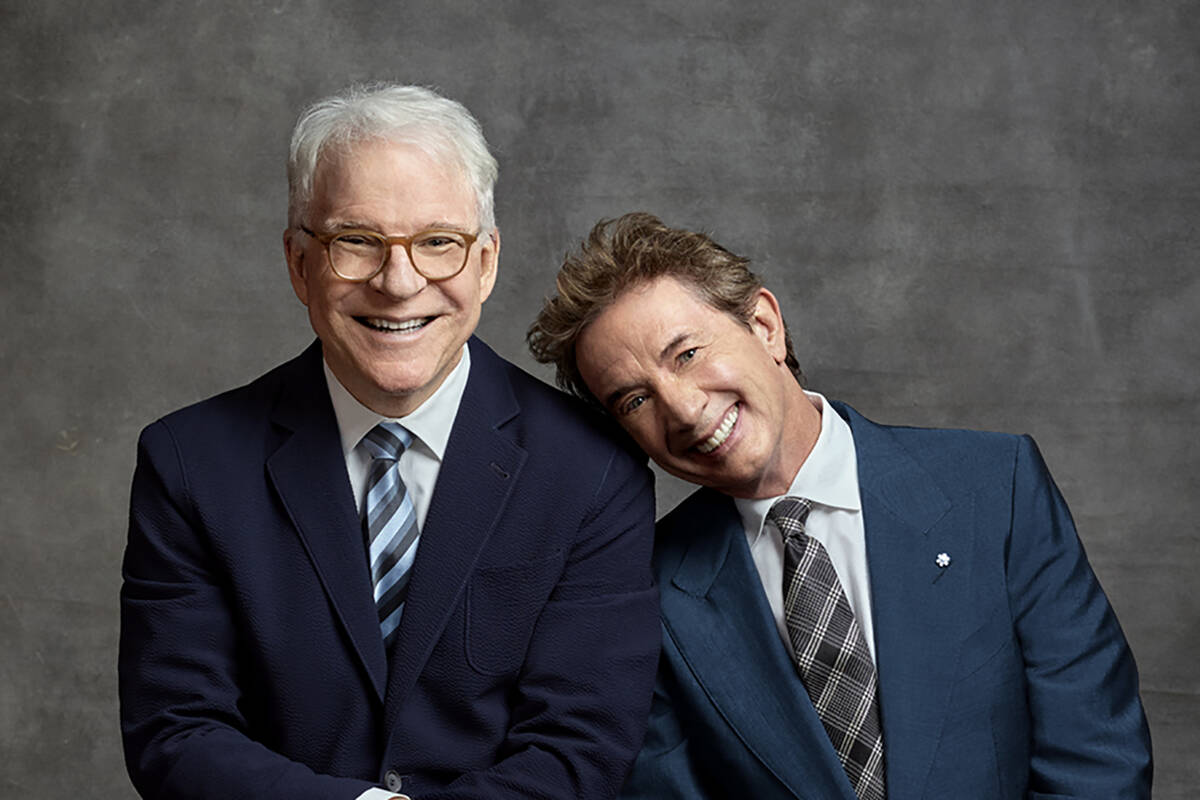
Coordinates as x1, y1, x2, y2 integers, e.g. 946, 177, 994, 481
529, 212, 1151, 800
530, 212, 804, 400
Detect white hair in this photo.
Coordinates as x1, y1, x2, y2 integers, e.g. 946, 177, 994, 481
287, 83, 498, 231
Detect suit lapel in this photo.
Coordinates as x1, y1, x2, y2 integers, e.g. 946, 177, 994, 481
266, 343, 388, 702
837, 403, 969, 800
663, 490, 856, 800
382, 339, 527, 726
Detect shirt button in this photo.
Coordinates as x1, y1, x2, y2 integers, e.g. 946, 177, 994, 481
384, 770, 403, 792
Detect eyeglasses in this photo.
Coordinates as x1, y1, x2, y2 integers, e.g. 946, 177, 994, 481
299, 226, 479, 282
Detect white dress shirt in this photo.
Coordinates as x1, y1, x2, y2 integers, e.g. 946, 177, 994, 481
324, 345, 470, 529
323, 345, 471, 800
734, 391, 877, 664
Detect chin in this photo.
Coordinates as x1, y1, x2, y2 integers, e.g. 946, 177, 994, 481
372, 375, 434, 400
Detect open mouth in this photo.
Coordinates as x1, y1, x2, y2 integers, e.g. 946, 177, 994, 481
356, 316, 433, 334
696, 405, 739, 454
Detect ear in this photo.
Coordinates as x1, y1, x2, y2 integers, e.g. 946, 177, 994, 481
283, 228, 310, 306
476, 227, 500, 303
748, 288, 788, 364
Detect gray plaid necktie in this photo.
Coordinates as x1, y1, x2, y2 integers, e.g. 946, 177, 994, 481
768, 497, 886, 800
361, 422, 421, 649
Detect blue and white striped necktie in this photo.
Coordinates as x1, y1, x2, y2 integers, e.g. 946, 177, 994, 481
360, 422, 421, 648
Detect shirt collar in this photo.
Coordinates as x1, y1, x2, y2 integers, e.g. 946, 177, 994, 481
734, 391, 862, 543
323, 343, 471, 461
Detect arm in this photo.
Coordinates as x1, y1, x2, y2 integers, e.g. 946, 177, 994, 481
418, 447, 661, 800
1007, 436, 1152, 799
119, 421, 377, 799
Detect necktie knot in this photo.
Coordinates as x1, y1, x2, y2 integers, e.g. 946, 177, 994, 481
361, 421, 412, 462
768, 496, 813, 540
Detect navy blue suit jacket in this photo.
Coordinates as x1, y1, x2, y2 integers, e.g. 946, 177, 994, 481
622, 402, 1151, 799
119, 338, 660, 799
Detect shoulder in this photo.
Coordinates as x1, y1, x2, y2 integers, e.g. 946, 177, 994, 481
139, 346, 317, 458
657, 486, 734, 534
831, 399, 1034, 485
652, 487, 738, 572
468, 337, 646, 466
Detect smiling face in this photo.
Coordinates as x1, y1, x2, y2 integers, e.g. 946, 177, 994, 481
284, 138, 498, 417
576, 276, 820, 498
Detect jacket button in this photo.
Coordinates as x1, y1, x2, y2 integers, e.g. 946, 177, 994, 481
384, 770, 403, 792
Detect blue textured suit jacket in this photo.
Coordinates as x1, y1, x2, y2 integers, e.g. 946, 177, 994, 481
622, 401, 1151, 799
119, 337, 660, 799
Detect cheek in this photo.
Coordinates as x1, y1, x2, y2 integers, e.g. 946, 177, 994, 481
439, 273, 482, 312
622, 416, 666, 455
310, 280, 359, 312
720, 354, 772, 395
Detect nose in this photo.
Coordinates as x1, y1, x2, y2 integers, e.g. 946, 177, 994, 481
659, 378, 707, 432
368, 243, 428, 298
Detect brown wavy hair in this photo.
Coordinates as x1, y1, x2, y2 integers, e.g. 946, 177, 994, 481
527, 212, 803, 405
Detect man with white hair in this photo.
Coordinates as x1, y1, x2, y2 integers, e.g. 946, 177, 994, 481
119, 84, 659, 800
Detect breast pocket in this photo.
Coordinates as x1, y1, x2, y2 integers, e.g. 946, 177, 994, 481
465, 550, 564, 676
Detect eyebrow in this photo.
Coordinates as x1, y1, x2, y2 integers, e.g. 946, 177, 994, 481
603, 384, 636, 410
658, 332, 691, 362
323, 219, 374, 231
324, 219, 474, 233
600, 332, 693, 410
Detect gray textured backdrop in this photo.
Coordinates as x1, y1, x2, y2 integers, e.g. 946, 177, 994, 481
2, 1, 1197, 797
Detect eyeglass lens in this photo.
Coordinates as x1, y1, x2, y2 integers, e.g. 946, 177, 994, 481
330, 231, 470, 280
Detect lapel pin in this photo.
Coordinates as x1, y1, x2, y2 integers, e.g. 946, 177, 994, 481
935, 552, 951, 568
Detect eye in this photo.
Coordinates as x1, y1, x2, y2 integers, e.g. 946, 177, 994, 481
414, 232, 466, 250
618, 395, 647, 415
678, 347, 697, 364
334, 233, 378, 249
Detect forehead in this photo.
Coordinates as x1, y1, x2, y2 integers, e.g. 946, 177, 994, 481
310, 138, 476, 222
577, 277, 728, 383
599, 277, 722, 337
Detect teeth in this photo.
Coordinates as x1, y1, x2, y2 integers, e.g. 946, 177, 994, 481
363, 317, 428, 333
696, 406, 738, 454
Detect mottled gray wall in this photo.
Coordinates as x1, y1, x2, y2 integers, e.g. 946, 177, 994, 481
2, 0, 1196, 796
